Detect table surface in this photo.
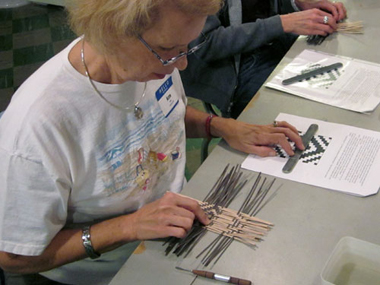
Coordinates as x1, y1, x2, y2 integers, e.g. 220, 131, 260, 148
110, 1, 380, 284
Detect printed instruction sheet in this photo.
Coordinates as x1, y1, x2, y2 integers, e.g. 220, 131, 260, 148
242, 113, 380, 196
266, 49, 380, 113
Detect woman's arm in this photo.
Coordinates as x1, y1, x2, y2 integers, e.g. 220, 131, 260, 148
185, 106, 304, 157
192, 14, 285, 62
0, 192, 209, 274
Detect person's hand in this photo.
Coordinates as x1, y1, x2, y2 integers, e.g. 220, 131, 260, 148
296, 0, 347, 22
128, 192, 209, 240
213, 118, 304, 157
280, 9, 337, 36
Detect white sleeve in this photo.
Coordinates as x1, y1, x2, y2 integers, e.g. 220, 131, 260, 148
0, 149, 69, 256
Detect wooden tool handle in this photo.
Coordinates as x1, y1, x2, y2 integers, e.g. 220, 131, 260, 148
192, 270, 252, 285
229, 276, 252, 285
192, 269, 214, 278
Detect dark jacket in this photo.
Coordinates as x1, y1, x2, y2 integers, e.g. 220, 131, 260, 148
180, 0, 297, 115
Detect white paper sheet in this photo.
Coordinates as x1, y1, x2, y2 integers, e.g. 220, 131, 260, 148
242, 113, 380, 196
266, 49, 380, 113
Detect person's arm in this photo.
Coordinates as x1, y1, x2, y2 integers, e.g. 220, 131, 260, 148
192, 14, 286, 62
0, 192, 209, 274
279, 0, 347, 36
192, 0, 347, 62
185, 106, 304, 157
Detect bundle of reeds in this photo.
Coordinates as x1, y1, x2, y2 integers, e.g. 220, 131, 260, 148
337, 21, 364, 33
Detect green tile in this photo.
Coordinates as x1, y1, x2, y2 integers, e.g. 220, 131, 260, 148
13, 43, 54, 67
185, 138, 202, 180
185, 137, 220, 180
185, 151, 201, 180
13, 28, 51, 49
48, 7, 68, 28
186, 137, 220, 152
0, 21, 12, 36
51, 25, 76, 42
0, 9, 12, 23
0, 34, 12, 50
0, 87, 14, 111
12, 14, 49, 33
187, 97, 205, 111
12, 3, 47, 20
186, 138, 203, 151
184, 168, 192, 181
0, 50, 13, 70
0, 68, 13, 89
209, 139, 220, 151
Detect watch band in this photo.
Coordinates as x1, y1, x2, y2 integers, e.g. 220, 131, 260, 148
82, 225, 101, 259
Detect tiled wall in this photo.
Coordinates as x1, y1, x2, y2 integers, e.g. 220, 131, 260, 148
0, 3, 76, 111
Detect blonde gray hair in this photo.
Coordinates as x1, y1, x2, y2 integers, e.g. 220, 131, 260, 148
66, 0, 222, 54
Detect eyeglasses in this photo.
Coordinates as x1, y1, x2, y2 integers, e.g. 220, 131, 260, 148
138, 33, 207, 66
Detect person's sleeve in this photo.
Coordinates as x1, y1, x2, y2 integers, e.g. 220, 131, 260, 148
0, 149, 69, 256
191, 14, 285, 63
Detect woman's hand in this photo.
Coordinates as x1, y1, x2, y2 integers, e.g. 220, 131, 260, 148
296, 0, 347, 22
281, 9, 337, 36
213, 118, 304, 157
184, 106, 303, 157
128, 192, 209, 240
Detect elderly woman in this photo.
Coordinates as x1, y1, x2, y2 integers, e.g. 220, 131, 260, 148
0, 0, 303, 284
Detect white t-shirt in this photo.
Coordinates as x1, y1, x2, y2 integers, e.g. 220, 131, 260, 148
0, 38, 187, 284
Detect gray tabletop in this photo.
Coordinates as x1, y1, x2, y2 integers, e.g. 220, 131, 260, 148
110, 1, 380, 284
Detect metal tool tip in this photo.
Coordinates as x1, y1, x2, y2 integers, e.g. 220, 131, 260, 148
175, 266, 191, 272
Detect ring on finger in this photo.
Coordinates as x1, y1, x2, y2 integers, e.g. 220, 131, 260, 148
273, 120, 278, 127
323, 15, 329, 24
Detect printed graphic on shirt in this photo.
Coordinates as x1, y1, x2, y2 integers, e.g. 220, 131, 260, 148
96, 77, 184, 200
133, 147, 180, 192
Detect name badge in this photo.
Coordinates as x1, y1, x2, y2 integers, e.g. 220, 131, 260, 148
156, 76, 179, 117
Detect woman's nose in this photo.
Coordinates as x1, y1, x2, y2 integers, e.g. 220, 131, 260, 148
173, 56, 188, 71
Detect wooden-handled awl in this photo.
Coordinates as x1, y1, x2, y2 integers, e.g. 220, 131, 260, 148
175, 266, 252, 285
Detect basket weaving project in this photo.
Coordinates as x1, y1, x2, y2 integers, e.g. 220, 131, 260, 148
164, 165, 276, 266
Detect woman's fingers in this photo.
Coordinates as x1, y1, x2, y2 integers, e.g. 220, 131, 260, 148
282, 9, 337, 36
221, 119, 304, 157
130, 192, 209, 240
166, 192, 210, 225
271, 121, 304, 151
